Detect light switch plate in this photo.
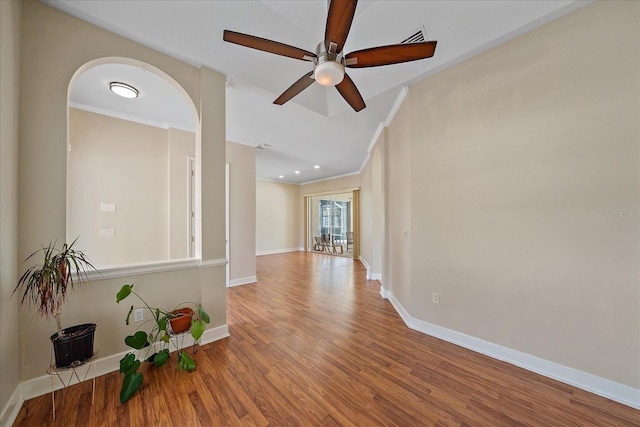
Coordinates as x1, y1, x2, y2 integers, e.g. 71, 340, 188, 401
100, 228, 115, 237
100, 203, 116, 212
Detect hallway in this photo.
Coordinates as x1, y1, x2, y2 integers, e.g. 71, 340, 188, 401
15, 252, 639, 425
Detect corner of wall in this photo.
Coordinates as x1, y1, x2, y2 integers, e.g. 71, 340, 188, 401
0, 0, 22, 422
385, 289, 640, 410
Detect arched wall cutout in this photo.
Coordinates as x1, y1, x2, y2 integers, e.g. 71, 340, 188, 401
66, 57, 202, 269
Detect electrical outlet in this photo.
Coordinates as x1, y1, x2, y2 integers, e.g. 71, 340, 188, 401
133, 308, 143, 322
432, 293, 440, 304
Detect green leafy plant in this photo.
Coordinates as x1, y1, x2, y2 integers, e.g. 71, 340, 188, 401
13, 238, 97, 337
115, 283, 210, 403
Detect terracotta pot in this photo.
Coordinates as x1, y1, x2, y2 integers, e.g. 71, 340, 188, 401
169, 308, 193, 333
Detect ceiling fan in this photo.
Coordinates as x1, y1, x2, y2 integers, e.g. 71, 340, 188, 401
223, 0, 437, 112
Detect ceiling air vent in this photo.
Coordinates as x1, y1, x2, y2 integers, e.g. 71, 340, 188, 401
400, 29, 425, 44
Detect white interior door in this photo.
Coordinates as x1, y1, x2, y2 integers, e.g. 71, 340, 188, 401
225, 162, 230, 287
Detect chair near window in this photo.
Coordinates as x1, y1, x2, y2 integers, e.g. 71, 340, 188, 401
345, 232, 353, 252
321, 234, 343, 254
321, 234, 331, 252
313, 236, 324, 252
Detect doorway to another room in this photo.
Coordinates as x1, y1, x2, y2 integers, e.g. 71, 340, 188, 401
305, 190, 358, 258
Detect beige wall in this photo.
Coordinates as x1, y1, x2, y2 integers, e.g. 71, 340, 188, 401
67, 110, 196, 266
370, 140, 384, 279
386, 104, 413, 307
169, 128, 196, 259
67, 108, 196, 267
226, 142, 256, 282
300, 174, 360, 196
360, 160, 373, 268
199, 66, 227, 263
68, 109, 172, 266
359, 134, 385, 278
256, 180, 301, 253
17, 1, 227, 382
384, 1, 639, 388
0, 0, 21, 419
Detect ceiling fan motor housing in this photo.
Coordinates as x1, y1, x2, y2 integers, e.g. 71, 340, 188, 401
314, 42, 345, 86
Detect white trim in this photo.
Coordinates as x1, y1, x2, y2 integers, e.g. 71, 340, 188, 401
83, 258, 226, 281
358, 87, 408, 175
16, 325, 229, 402
358, 152, 371, 175
301, 188, 360, 198
85, 258, 201, 280
384, 86, 409, 126
387, 292, 412, 326
368, 122, 385, 154
199, 258, 228, 268
256, 247, 302, 256
69, 102, 196, 133
256, 177, 299, 184
358, 257, 382, 281
359, 257, 372, 280
385, 290, 640, 410
379, 285, 390, 299
299, 171, 361, 186
225, 162, 230, 288
228, 276, 257, 287
0, 385, 22, 427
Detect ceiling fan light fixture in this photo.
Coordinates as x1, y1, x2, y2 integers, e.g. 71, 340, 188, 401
314, 61, 344, 86
109, 82, 138, 99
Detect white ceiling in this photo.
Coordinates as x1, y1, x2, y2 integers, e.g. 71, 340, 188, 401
48, 0, 588, 184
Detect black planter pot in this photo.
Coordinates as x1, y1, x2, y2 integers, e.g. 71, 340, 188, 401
50, 323, 97, 368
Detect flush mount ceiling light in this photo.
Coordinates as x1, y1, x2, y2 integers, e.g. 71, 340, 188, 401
109, 82, 138, 99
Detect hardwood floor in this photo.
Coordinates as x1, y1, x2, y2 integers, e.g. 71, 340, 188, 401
14, 252, 640, 426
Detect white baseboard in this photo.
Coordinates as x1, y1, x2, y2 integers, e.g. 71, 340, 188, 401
0, 385, 22, 427
13, 324, 229, 410
228, 276, 257, 287
379, 285, 390, 299
358, 257, 371, 279
358, 257, 381, 281
386, 291, 640, 410
256, 247, 302, 256
199, 324, 230, 346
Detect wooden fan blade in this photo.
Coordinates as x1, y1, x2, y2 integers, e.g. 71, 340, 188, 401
273, 71, 315, 105
345, 41, 437, 68
335, 74, 365, 112
324, 0, 358, 54
224, 30, 316, 61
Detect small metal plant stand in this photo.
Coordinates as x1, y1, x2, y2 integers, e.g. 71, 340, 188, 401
47, 352, 98, 421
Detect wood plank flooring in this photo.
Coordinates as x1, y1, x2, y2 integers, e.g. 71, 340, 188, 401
14, 252, 640, 426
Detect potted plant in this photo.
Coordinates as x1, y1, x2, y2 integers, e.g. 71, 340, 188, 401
13, 238, 98, 368
115, 283, 210, 403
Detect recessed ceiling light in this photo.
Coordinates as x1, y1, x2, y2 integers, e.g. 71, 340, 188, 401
279, 175, 284, 179
314, 165, 320, 169
109, 82, 138, 99
294, 171, 300, 174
